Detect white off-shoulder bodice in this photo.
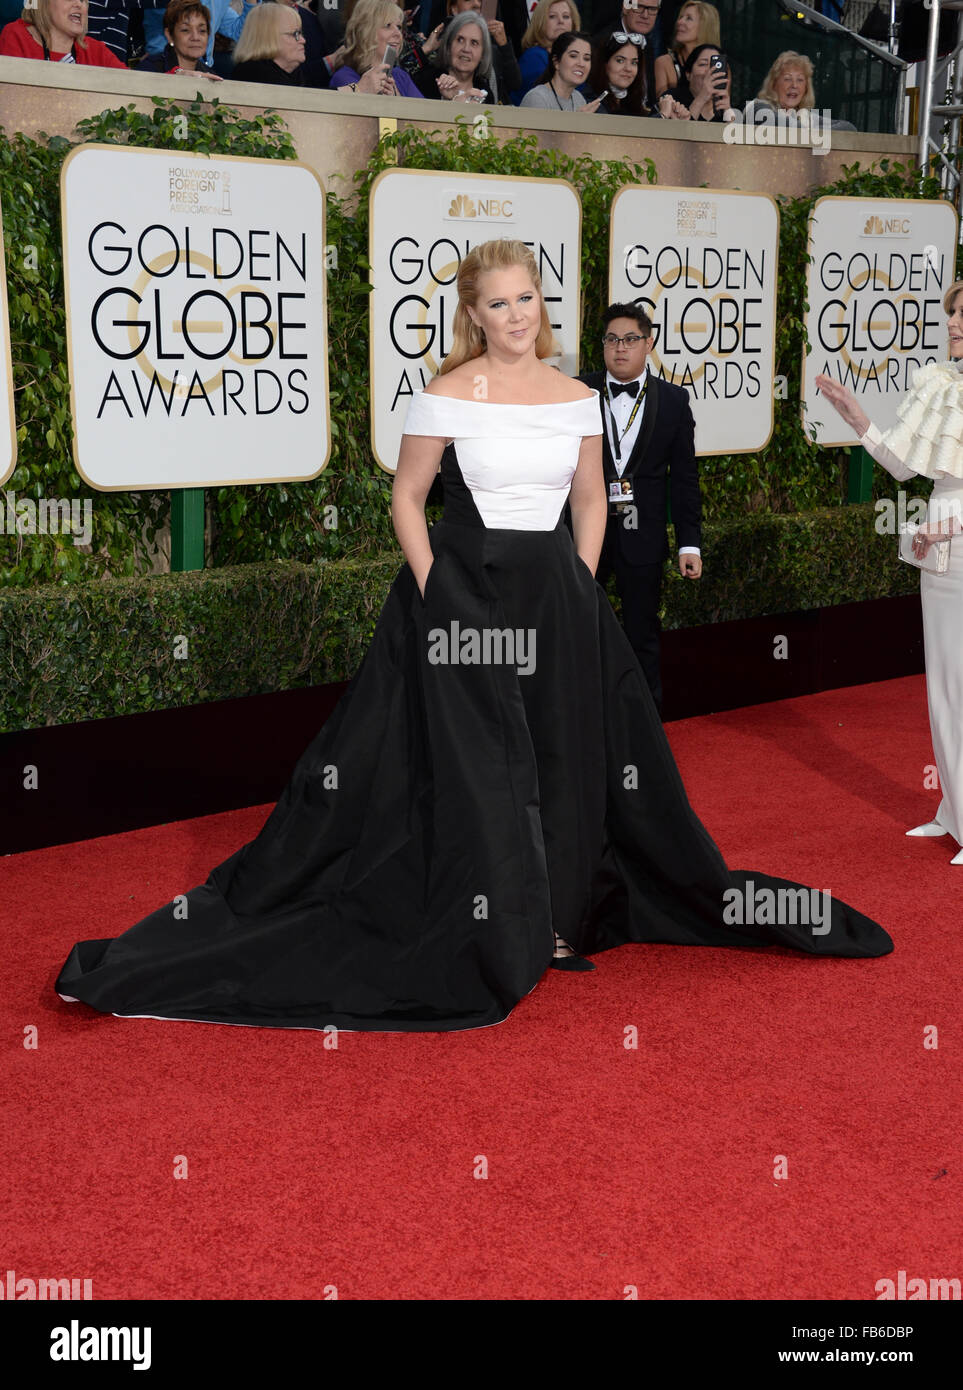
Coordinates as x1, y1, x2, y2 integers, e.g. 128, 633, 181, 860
402, 388, 602, 531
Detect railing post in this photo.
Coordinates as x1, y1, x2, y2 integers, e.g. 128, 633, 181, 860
170, 488, 205, 572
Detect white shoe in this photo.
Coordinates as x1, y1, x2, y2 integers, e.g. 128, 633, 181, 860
951, 848, 963, 865
906, 821, 948, 837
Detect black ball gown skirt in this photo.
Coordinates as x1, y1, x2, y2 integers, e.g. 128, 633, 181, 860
56, 456, 893, 1033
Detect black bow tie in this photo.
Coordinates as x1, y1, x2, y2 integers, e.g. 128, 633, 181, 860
609, 379, 640, 398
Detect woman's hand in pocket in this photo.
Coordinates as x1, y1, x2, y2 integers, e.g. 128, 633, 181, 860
418, 561, 434, 601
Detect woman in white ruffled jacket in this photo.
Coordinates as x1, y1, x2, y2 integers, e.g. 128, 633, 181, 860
817, 280, 963, 865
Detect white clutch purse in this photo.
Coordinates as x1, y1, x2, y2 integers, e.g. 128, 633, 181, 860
898, 522, 952, 574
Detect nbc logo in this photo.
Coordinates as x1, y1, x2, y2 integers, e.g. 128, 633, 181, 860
862, 214, 911, 236
448, 194, 477, 218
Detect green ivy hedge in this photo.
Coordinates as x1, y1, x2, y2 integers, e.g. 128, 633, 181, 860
0, 503, 917, 732
1, 96, 956, 591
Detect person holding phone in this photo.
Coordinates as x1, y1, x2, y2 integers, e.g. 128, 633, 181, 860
519, 29, 602, 110
329, 0, 422, 94
661, 42, 735, 121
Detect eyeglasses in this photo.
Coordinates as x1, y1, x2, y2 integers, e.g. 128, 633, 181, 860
602, 333, 647, 347
283, 27, 305, 39
623, 3, 660, 15
612, 31, 646, 45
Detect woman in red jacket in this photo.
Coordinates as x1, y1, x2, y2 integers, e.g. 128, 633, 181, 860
0, 0, 127, 65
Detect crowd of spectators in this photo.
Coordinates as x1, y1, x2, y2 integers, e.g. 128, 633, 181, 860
0, 0, 860, 130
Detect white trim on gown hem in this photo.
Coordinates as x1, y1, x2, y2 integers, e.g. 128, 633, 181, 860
55, 972, 550, 1033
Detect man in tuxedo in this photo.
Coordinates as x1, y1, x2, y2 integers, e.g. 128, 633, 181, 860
578, 302, 702, 716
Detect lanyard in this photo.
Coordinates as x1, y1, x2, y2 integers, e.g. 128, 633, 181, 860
42, 38, 77, 62
605, 378, 646, 462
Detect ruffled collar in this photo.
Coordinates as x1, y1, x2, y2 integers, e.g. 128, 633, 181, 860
879, 360, 963, 480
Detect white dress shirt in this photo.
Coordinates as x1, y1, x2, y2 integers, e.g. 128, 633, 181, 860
604, 367, 700, 558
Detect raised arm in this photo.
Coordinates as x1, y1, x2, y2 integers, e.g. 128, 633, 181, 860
568, 433, 606, 576
814, 374, 916, 482
391, 432, 447, 597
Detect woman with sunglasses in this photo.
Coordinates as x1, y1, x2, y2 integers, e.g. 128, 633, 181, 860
585, 29, 649, 116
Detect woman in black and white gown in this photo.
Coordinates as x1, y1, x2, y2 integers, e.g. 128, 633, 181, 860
55, 239, 892, 1035
817, 279, 963, 865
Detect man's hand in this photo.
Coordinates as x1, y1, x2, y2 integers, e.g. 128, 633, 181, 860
679, 553, 702, 579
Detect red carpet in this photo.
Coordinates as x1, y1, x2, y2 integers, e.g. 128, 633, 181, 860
3, 675, 960, 1301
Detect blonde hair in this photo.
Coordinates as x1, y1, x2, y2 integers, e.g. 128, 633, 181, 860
521, 0, 580, 53
757, 51, 815, 110
440, 239, 559, 374
341, 0, 404, 74
233, 2, 286, 63
943, 280, 963, 314
22, 0, 89, 51
673, 1, 719, 52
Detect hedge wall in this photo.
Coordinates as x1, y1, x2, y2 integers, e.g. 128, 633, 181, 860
0, 503, 917, 732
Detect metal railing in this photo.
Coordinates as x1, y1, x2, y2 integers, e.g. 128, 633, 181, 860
719, 0, 906, 132
916, 0, 963, 204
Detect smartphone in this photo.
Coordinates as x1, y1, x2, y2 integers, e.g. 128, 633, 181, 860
381, 43, 398, 69
480, 0, 497, 21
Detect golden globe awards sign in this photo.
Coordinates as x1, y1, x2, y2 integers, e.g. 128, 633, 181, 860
368, 168, 582, 472
609, 186, 778, 456
61, 145, 329, 490
0, 194, 16, 486
802, 196, 959, 446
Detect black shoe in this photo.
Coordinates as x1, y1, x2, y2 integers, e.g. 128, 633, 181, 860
549, 953, 596, 972
550, 931, 596, 971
